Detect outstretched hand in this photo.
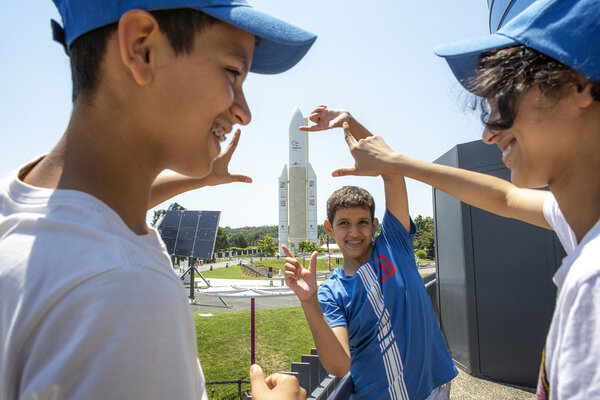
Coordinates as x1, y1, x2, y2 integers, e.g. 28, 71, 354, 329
250, 364, 306, 400
204, 129, 252, 186
299, 105, 350, 132
282, 245, 319, 303
332, 123, 396, 178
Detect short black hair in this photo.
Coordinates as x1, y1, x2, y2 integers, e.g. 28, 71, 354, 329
68, 9, 216, 102
468, 44, 600, 131
326, 186, 375, 224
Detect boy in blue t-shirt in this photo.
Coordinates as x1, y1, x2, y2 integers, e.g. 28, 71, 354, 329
284, 111, 457, 399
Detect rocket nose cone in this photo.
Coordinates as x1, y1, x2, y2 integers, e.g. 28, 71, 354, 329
289, 107, 305, 130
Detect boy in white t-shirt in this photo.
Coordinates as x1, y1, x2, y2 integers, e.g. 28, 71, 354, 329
0, 1, 316, 399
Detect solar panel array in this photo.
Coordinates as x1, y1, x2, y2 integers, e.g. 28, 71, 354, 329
158, 210, 221, 259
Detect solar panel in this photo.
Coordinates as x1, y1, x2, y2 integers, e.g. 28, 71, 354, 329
158, 210, 220, 259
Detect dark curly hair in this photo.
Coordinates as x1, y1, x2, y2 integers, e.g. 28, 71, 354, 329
69, 9, 216, 103
468, 45, 600, 131
326, 186, 375, 223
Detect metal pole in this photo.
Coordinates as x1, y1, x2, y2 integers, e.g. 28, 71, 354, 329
327, 236, 331, 271
189, 257, 195, 300
251, 297, 256, 365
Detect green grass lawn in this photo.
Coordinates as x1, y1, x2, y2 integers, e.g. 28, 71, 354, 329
199, 259, 431, 281
200, 265, 261, 280
195, 307, 313, 399
200, 258, 341, 281
253, 257, 337, 272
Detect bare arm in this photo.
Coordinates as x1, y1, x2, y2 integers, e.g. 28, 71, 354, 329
383, 153, 551, 229
282, 245, 351, 377
301, 105, 550, 230
148, 130, 251, 209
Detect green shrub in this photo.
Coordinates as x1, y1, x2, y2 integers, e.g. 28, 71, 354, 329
415, 250, 427, 259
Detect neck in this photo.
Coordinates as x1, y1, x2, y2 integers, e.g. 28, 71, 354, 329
549, 133, 600, 243
24, 100, 161, 235
342, 247, 373, 276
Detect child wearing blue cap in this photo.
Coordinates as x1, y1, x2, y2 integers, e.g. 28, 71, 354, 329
0, 1, 315, 399
292, 0, 599, 399
283, 119, 458, 399
436, 1, 600, 398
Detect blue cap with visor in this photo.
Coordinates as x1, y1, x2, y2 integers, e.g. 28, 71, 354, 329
434, 0, 600, 92
51, 0, 317, 75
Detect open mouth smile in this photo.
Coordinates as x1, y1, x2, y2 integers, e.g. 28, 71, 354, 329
211, 124, 229, 142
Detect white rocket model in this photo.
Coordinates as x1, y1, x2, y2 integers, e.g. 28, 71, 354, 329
278, 108, 318, 256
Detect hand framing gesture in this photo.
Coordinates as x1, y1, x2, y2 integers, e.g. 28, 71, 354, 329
282, 245, 319, 303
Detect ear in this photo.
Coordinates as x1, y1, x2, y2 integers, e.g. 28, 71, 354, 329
117, 10, 162, 86
575, 81, 596, 109
324, 219, 334, 238
372, 218, 379, 235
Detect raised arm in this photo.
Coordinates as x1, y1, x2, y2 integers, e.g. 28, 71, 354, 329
302, 105, 550, 230
386, 154, 551, 229
148, 130, 251, 209
334, 125, 411, 231
282, 245, 351, 377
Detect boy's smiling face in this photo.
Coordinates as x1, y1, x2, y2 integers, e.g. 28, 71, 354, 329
482, 85, 588, 189
326, 207, 379, 270
149, 19, 254, 177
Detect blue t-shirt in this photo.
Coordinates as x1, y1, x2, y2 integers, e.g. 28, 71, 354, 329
318, 209, 457, 400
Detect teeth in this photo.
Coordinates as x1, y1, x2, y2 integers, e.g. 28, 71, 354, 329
211, 126, 226, 142
503, 141, 514, 159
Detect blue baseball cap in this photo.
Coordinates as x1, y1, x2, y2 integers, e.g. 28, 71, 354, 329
488, 0, 537, 34
51, 0, 317, 74
434, 0, 600, 91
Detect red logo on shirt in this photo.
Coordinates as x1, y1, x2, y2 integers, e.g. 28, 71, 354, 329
375, 254, 397, 283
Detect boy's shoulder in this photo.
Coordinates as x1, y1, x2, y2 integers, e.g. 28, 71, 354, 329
319, 267, 351, 293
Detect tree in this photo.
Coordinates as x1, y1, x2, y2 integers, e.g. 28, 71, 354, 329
413, 215, 435, 256
317, 224, 326, 238
214, 227, 229, 251
230, 233, 248, 248
257, 235, 277, 256
298, 240, 319, 254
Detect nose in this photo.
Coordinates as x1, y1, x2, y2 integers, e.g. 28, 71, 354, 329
231, 88, 251, 126
482, 126, 500, 144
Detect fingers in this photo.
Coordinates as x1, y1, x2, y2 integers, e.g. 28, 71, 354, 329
222, 129, 242, 157
249, 364, 269, 397
298, 125, 325, 132
342, 122, 357, 147
284, 258, 301, 277
264, 373, 306, 399
281, 245, 294, 258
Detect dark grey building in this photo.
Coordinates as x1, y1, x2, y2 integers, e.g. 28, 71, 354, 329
433, 140, 565, 387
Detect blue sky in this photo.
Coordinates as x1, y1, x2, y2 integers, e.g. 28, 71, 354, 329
0, 1, 490, 228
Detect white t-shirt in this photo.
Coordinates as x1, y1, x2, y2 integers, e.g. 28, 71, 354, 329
0, 163, 207, 400
539, 194, 600, 399
543, 194, 577, 256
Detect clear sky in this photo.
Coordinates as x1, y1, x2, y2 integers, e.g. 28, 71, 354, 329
0, 1, 490, 228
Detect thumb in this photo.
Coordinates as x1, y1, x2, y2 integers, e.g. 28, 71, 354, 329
250, 364, 270, 396
310, 251, 318, 275
332, 167, 357, 177
230, 174, 252, 183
